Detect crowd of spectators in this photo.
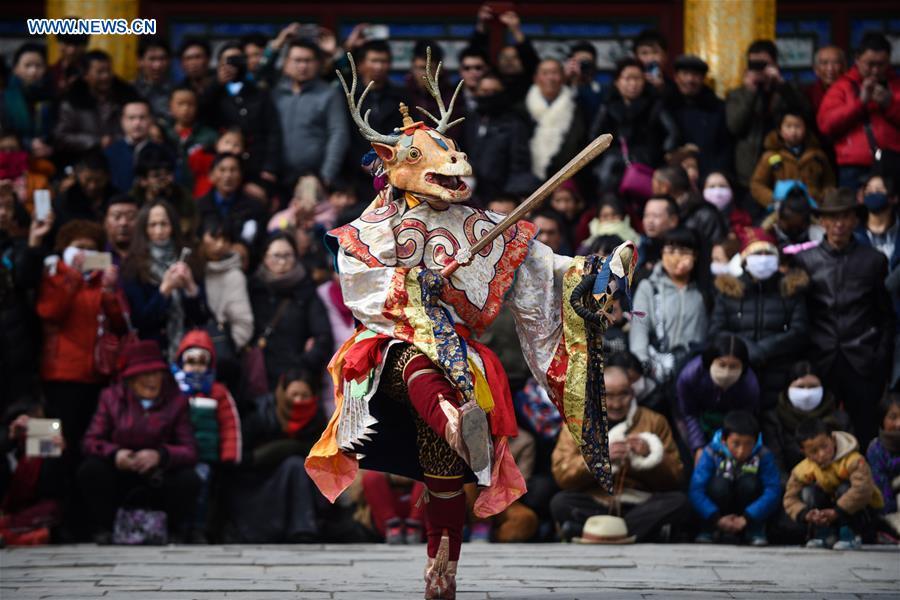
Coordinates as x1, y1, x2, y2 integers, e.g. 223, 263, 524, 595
0, 4, 899, 550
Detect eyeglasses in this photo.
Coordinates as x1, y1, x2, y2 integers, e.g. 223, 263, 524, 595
266, 252, 294, 263
461, 64, 485, 72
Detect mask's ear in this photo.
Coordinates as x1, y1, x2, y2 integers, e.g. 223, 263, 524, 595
372, 142, 396, 163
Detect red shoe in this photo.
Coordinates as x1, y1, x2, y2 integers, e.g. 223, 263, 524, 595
424, 533, 457, 599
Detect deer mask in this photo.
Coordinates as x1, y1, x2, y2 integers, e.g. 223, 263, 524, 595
338, 48, 473, 204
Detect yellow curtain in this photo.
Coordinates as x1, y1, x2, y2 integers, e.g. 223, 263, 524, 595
684, 0, 776, 97
45, 0, 140, 81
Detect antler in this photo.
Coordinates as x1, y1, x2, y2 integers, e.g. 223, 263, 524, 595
336, 53, 401, 145
415, 46, 465, 134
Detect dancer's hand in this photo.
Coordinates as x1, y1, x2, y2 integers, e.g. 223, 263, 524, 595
420, 268, 446, 303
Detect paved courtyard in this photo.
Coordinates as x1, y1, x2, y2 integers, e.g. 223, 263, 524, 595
1, 543, 898, 599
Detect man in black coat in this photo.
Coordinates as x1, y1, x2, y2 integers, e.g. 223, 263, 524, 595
206, 43, 282, 186
794, 188, 895, 447
666, 55, 732, 178
463, 74, 535, 206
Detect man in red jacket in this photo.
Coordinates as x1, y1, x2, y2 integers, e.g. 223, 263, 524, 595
817, 32, 900, 189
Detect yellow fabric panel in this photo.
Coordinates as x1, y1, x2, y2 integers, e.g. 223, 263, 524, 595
46, 0, 139, 80
560, 256, 589, 446
684, 0, 776, 97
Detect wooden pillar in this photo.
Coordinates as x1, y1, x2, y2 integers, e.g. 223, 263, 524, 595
46, 0, 140, 81
684, 0, 776, 97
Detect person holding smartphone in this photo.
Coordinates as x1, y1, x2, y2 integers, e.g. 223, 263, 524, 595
726, 39, 811, 190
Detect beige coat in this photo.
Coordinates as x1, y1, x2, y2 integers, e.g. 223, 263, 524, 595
204, 253, 254, 349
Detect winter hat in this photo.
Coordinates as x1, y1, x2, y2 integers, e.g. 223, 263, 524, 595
673, 54, 709, 75
176, 329, 217, 368
119, 340, 167, 379
814, 187, 867, 221
737, 227, 777, 259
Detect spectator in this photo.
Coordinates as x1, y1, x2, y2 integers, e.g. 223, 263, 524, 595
134, 37, 173, 117
241, 24, 302, 88
343, 40, 406, 198
770, 361, 851, 471
636, 195, 679, 273
226, 368, 327, 542
550, 365, 687, 543
565, 41, 604, 122
0, 191, 50, 403
177, 37, 214, 101
702, 171, 752, 234
37, 219, 128, 455
104, 99, 155, 193
131, 144, 196, 240
78, 339, 200, 544
867, 393, 900, 539
548, 181, 584, 245
667, 54, 731, 176
784, 418, 883, 550
632, 29, 676, 98
750, 109, 835, 208
0, 401, 65, 545
196, 153, 267, 254
404, 42, 453, 122
54, 50, 138, 158
208, 42, 282, 185
805, 46, 847, 114
353, 472, 426, 544
463, 73, 534, 205
855, 174, 899, 269
197, 213, 254, 352
526, 59, 585, 182
102, 193, 139, 267
763, 185, 824, 251
249, 233, 332, 390
47, 32, 88, 96
690, 411, 781, 545
170, 330, 241, 542
2, 43, 54, 156
726, 40, 810, 189
456, 45, 491, 115
471, 4, 538, 103
577, 192, 640, 253
710, 236, 741, 278
122, 200, 208, 361
818, 32, 900, 188
709, 227, 809, 408
0, 131, 53, 216
274, 39, 349, 189
590, 57, 680, 192
532, 209, 570, 256
653, 165, 726, 257
53, 150, 115, 228
630, 228, 708, 397
676, 334, 761, 462
794, 188, 894, 448
163, 85, 218, 196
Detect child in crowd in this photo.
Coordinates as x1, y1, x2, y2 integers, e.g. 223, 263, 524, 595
750, 110, 835, 209
866, 394, 900, 541
354, 471, 425, 545
171, 330, 242, 542
191, 128, 246, 199
689, 411, 781, 546
165, 85, 218, 198
784, 419, 883, 549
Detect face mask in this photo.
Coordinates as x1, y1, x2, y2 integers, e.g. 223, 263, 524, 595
745, 254, 779, 280
863, 192, 889, 213
710, 363, 742, 390
703, 187, 732, 211
476, 92, 507, 115
710, 262, 731, 276
787, 386, 824, 412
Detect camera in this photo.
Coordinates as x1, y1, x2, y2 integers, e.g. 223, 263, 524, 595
225, 55, 247, 68
579, 59, 595, 74
748, 60, 768, 72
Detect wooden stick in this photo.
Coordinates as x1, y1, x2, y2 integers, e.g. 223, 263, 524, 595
441, 133, 614, 278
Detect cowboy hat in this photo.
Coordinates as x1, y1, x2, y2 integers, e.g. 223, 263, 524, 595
814, 187, 867, 220
573, 515, 636, 544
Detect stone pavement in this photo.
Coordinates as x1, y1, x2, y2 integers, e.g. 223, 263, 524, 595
1, 543, 898, 599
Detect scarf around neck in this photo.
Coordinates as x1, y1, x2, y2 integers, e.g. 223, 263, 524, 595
525, 84, 575, 180
255, 262, 307, 294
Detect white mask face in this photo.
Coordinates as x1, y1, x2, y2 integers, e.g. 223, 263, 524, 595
710, 363, 742, 390
710, 262, 731, 276
787, 386, 824, 412
745, 253, 779, 281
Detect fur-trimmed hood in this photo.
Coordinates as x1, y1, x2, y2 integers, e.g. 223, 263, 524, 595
714, 268, 809, 299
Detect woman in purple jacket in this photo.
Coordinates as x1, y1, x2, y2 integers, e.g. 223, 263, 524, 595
675, 334, 761, 465
77, 340, 199, 544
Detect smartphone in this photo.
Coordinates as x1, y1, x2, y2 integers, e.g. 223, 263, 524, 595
645, 61, 661, 79
26, 418, 63, 458
81, 251, 112, 272
34, 189, 51, 221
296, 23, 319, 40
363, 24, 390, 41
